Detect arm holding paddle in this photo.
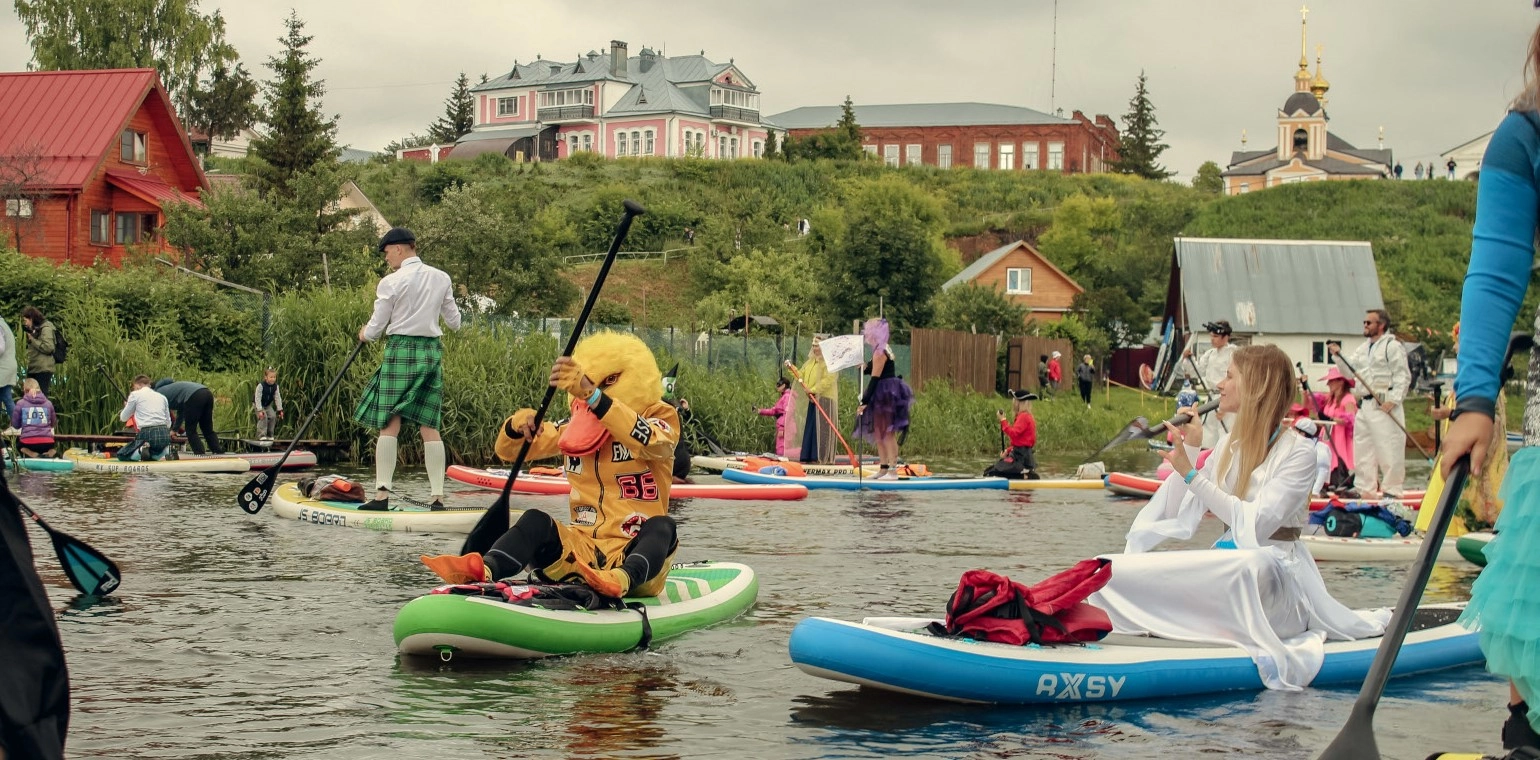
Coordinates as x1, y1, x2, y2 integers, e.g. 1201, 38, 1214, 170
495, 409, 561, 461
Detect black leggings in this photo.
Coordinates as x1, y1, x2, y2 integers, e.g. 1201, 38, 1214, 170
181, 388, 223, 455
485, 509, 679, 587
1078, 379, 1093, 405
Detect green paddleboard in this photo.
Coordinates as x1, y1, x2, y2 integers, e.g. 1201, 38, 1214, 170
1456, 532, 1493, 567
394, 561, 757, 659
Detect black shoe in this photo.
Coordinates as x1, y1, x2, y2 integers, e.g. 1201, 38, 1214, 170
358, 498, 390, 511
429, 499, 446, 512
1505, 702, 1540, 751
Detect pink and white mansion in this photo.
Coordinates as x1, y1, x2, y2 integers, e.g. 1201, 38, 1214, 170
401, 40, 776, 163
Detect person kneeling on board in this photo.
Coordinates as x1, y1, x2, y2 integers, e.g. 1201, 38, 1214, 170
421, 332, 679, 599
984, 390, 1039, 479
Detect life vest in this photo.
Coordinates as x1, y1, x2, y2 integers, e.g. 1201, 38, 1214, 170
927, 559, 1113, 646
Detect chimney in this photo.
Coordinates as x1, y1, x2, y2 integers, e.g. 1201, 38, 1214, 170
639, 47, 657, 73
610, 40, 628, 77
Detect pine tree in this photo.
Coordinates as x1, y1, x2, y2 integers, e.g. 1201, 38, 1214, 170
187, 59, 260, 142
835, 95, 861, 146
248, 11, 338, 197
1109, 71, 1174, 180
762, 129, 779, 159
428, 72, 475, 144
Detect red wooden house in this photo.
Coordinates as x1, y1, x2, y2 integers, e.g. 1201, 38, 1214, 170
0, 68, 207, 265
940, 240, 1085, 323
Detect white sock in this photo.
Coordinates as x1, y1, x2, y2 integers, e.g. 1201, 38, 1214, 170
375, 435, 398, 497
425, 440, 446, 498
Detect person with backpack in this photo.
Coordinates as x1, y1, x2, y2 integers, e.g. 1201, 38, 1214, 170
20, 307, 57, 397
1086, 344, 1389, 691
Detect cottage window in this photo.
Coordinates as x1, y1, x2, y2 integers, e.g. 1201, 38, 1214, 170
974, 142, 990, 169
883, 145, 899, 167
617, 131, 628, 155
863, 144, 878, 157
1048, 142, 1064, 170
1006, 267, 1032, 295
120, 130, 147, 163
581, 133, 592, 152
645, 130, 655, 155
729, 137, 738, 159
937, 144, 952, 169
752, 140, 762, 158
718, 135, 727, 159
1023, 142, 1039, 170
115, 212, 155, 245
906, 144, 922, 166
569, 135, 579, 154
497, 97, 519, 116
631, 130, 641, 156
90, 210, 110, 245
998, 143, 1015, 171
4, 198, 33, 218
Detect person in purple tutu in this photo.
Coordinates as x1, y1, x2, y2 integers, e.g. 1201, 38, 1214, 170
853, 318, 914, 480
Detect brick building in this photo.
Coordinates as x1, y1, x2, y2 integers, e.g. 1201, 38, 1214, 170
941, 240, 1084, 323
767, 102, 1118, 172
0, 69, 206, 265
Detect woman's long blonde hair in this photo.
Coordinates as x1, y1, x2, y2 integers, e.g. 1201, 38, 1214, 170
1517, 24, 1540, 111
1214, 344, 1295, 499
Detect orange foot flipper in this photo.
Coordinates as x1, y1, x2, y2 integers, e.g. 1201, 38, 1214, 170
574, 562, 631, 598
420, 552, 486, 584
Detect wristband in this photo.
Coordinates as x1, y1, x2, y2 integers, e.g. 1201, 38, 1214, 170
1184, 469, 1199, 484
586, 386, 603, 406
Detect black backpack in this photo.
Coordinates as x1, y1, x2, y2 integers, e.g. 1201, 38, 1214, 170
1321, 507, 1363, 537
50, 322, 67, 364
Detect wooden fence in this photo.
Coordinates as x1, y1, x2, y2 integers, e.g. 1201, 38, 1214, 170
909, 328, 998, 393
1004, 337, 1077, 392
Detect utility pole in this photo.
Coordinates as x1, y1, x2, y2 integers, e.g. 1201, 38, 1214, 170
1050, 0, 1058, 113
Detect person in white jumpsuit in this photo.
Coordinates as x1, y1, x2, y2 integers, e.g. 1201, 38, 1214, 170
1330, 309, 1410, 497
1182, 320, 1237, 446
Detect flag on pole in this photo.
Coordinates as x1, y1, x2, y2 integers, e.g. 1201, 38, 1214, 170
820, 334, 866, 373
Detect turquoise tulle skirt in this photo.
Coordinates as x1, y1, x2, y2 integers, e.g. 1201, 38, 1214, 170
1462, 446, 1540, 730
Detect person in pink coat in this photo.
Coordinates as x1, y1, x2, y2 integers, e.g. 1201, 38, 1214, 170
1306, 367, 1358, 477
755, 378, 796, 457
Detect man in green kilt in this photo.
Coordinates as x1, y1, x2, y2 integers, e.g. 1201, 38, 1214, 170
354, 227, 462, 510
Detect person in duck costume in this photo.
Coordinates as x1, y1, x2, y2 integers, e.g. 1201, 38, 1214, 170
421, 331, 679, 598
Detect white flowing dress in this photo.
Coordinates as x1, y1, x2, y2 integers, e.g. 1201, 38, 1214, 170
1086, 432, 1390, 690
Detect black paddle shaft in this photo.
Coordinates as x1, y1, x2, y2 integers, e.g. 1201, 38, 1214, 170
462, 200, 646, 555
237, 340, 367, 514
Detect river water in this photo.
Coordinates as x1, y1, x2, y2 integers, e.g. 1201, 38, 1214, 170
10, 450, 1506, 760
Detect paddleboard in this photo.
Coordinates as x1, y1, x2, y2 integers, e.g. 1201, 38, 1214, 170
1299, 531, 1465, 563
1456, 531, 1493, 567
689, 454, 930, 478
185, 450, 318, 470
1005, 478, 1106, 491
722, 467, 1005, 491
1103, 472, 1424, 510
445, 465, 808, 501
394, 560, 758, 659
789, 603, 1480, 704
64, 448, 250, 473
16, 457, 73, 472
268, 482, 490, 533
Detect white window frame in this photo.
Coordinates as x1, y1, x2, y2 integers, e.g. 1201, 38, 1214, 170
581, 133, 592, 152
752, 140, 762, 158
631, 130, 641, 156
905, 144, 922, 166
998, 143, 1015, 171
883, 144, 899, 167
1005, 267, 1032, 295
974, 142, 990, 169
496, 97, 519, 117
937, 144, 952, 169
1023, 142, 1039, 170
569, 135, 578, 154
617, 131, 629, 156
4, 198, 33, 218
730, 136, 739, 159
1048, 141, 1064, 170
863, 144, 878, 157
644, 130, 655, 155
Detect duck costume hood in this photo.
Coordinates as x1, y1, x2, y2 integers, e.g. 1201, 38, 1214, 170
557, 332, 665, 457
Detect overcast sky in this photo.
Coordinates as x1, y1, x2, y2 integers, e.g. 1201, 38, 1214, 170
1, 0, 1535, 178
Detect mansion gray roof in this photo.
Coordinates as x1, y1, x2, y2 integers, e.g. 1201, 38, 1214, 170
766, 102, 1075, 130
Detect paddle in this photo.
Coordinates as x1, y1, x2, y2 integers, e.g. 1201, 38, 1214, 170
1329, 351, 1435, 464
1187, 355, 1227, 433
1084, 398, 1221, 464
10, 485, 121, 597
1315, 331, 1530, 760
237, 339, 367, 514
462, 199, 646, 555
1431, 381, 1445, 452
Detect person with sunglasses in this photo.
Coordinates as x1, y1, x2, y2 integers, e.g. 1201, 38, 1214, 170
1328, 308, 1409, 498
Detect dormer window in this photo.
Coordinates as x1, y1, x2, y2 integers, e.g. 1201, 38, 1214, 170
120, 130, 146, 163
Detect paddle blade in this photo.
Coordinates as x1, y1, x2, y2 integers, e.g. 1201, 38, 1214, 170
49, 525, 121, 597
461, 492, 510, 555
1315, 710, 1378, 760
237, 467, 279, 514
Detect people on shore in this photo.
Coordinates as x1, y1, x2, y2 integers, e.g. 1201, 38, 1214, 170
1442, 30, 1540, 750
152, 379, 225, 456
795, 338, 838, 464
754, 378, 796, 457
1076, 354, 1096, 408
1037, 354, 1051, 395
0, 314, 16, 434
1087, 344, 1389, 690
854, 318, 913, 480
116, 375, 172, 461
354, 227, 462, 511
12, 378, 57, 458
254, 367, 284, 442
1183, 320, 1237, 442
20, 307, 56, 398
1048, 351, 1063, 392
420, 331, 679, 600
1330, 308, 1409, 498
985, 389, 1038, 479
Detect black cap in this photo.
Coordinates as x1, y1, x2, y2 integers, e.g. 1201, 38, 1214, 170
378, 227, 415, 252
1202, 320, 1233, 336
1008, 389, 1039, 401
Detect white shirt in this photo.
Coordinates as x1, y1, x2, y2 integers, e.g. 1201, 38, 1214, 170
120, 387, 171, 428
1335, 333, 1409, 406
362, 257, 462, 341
1194, 343, 1236, 390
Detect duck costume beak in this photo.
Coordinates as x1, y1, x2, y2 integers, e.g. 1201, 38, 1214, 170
559, 397, 612, 457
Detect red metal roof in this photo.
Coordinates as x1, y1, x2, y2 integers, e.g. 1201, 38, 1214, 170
0, 69, 195, 190
105, 169, 206, 210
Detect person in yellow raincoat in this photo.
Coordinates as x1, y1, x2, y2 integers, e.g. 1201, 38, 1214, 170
1423, 321, 1508, 533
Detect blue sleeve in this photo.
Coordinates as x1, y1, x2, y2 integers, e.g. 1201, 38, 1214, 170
1455, 111, 1540, 411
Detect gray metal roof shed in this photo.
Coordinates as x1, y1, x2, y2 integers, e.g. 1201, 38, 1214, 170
1166, 237, 1384, 335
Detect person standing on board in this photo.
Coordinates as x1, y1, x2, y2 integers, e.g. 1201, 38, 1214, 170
1183, 320, 1237, 445
1330, 309, 1409, 498
1442, 25, 1540, 752
354, 227, 462, 511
